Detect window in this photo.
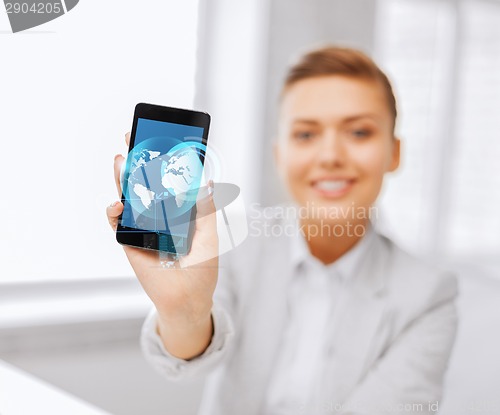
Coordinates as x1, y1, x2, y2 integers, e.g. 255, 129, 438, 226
0, 0, 200, 283
375, 0, 500, 259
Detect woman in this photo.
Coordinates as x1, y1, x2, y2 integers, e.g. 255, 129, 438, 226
107, 46, 458, 415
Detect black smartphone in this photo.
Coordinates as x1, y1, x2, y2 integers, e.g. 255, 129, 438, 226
116, 103, 211, 255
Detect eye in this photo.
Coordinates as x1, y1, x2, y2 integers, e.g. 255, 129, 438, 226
350, 128, 373, 139
292, 130, 316, 141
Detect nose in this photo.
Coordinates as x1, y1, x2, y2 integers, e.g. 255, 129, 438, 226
317, 127, 346, 168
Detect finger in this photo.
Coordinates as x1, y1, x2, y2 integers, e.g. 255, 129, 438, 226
125, 132, 130, 147
181, 181, 218, 266
114, 154, 125, 197
106, 201, 124, 231
194, 180, 217, 232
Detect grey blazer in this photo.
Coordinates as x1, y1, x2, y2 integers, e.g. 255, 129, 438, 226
141, 214, 458, 415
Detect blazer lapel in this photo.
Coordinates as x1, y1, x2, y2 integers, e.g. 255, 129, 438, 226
326, 233, 391, 402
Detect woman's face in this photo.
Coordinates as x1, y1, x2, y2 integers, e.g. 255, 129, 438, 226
275, 75, 400, 219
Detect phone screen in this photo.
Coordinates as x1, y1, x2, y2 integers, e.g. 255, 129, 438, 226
120, 116, 206, 251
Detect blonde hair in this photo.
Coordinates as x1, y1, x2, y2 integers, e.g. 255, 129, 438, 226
283, 46, 397, 131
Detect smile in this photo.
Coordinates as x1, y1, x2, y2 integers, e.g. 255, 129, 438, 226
311, 179, 355, 198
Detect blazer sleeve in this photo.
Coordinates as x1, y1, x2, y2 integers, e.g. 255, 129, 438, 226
341, 272, 459, 415
139, 252, 238, 381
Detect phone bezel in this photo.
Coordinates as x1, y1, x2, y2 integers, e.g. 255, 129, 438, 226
115, 103, 210, 256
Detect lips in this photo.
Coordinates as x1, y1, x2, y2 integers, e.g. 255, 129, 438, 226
311, 178, 355, 198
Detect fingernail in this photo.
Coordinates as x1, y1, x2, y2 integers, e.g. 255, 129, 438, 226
114, 154, 121, 161
110, 201, 119, 208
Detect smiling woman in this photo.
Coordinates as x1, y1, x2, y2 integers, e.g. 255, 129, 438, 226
107, 46, 459, 415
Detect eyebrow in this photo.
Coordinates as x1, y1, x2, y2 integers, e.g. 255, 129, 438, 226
292, 114, 382, 125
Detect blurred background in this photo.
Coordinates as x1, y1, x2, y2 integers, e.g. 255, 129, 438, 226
0, 0, 499, 414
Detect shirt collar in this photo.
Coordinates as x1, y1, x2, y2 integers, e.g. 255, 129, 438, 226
289, 218, 376, 281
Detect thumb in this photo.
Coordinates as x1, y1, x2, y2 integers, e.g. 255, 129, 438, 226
180, 181, 218, 266
194, 180, 217, 232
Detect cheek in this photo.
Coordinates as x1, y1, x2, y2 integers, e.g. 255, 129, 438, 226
282, 146, 313, 180
353, 143, 392, 178
278, 146, 315, 202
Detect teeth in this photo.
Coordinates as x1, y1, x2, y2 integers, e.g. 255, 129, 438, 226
315, 180, 349, 191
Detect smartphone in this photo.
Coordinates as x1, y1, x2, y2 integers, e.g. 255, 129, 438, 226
116, 103, 211, 255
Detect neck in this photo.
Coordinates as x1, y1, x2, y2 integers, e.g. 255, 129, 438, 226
300, 217, 370, 265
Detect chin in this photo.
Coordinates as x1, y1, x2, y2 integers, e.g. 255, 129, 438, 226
298, 193, 375, 222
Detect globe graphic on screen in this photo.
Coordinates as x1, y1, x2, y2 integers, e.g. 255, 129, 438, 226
161, 148, 203, 208
128, 148, 162, 210
124, 137, 205, 228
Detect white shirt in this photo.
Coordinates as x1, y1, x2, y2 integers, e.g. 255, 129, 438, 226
262, 224, 375, 414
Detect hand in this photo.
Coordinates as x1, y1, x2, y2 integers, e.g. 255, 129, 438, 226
106, 133, 219, 356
